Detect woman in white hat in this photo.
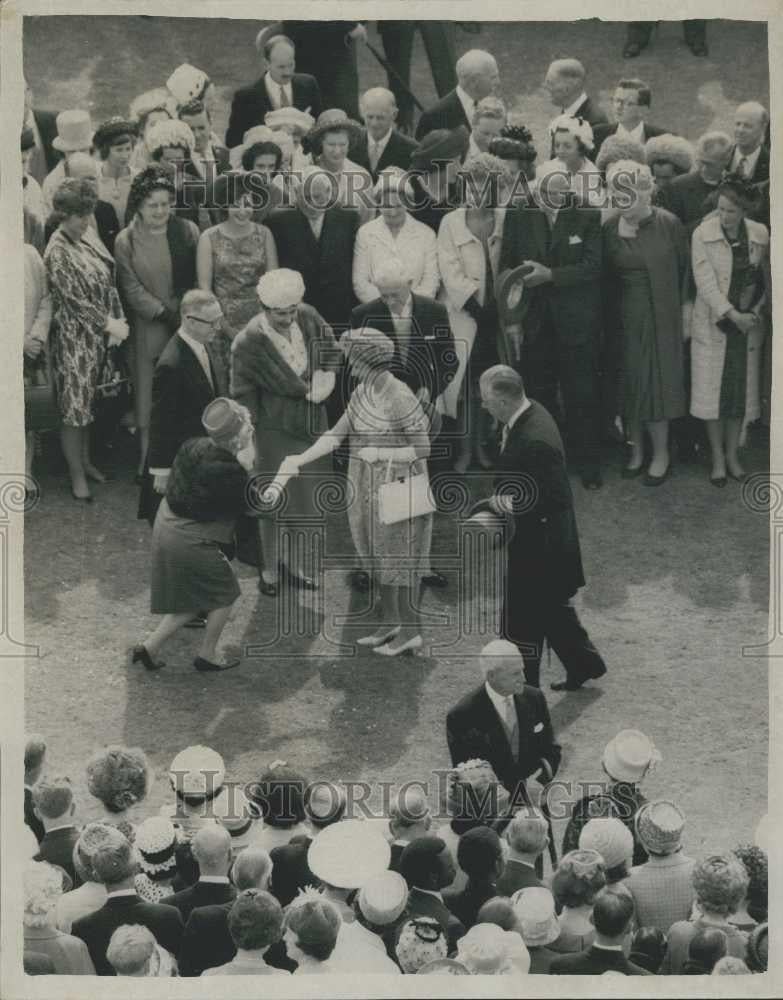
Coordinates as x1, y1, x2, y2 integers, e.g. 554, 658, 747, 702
561, 728, 662, 866
41, 109, 95, 218
267, 328, 434, 654
305, 109, 374, 224
265, 106, 314, 172
231, 268, 339, 596
131, 398, 258, 673
456, 922, 531, 974
133, 817, 179, 903
536, 114, 603, 207
128, 88, 176, 173
511, 885, 563, 973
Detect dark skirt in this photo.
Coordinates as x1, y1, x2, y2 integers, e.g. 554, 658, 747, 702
150, 499, 240, 614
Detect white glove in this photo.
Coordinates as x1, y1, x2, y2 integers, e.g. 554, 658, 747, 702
306, 369, 335, 404
105, 315, 129, 344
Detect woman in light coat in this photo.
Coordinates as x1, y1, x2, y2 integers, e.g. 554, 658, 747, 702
352, 170, 439, 303
437, 153, 509, 471
690, 176, 769, 486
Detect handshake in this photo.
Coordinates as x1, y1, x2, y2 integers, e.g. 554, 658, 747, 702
105, 315, 129, 350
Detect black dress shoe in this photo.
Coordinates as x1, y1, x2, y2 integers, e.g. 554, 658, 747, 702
351, 570, 370, 592
131, 644, 165, 671
194, 656, 240, 672
551, 678, 588, 692
258, 577, 278, 597
422, 570, 448, 589
185, 613, 207, 628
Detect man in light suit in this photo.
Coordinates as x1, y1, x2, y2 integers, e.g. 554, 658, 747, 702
415, 49, 499, 139
226, 33, 321, 148
472, 369, 607, 690
446, 641, 562, 804
591, 79, 667, 156
352, 87, 418, 181
139, 290, 228, 528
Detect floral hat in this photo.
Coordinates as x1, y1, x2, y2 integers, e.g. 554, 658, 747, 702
549, 113, 595, 152
145, 119, 196, 157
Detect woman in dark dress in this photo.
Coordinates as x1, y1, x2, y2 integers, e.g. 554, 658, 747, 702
131, 398, 258, 674
603, 160, 689, 485
690, 176, 769, 486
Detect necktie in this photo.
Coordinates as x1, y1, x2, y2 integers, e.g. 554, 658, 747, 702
279, 85, 290, 108
501, 423, 509, 452
368, 141, 380, 172
506, 697, 519, 758
739, 156, 749, 179
194, 344, 213, 388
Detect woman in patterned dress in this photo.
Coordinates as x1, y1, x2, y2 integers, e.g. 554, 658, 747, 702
231, 269, 339, 596
269, 328, 433, 656
44, 178, 129, 501
690, 176, 769, 486
196, 171, 278, 374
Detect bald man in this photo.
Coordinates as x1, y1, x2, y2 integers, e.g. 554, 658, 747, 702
415, 49, 500, 139
353, 87, 418, 180
446, 640, 561, 804
544, 59, 608, 157
160, 824, 236, 923
729, 102, 770, 183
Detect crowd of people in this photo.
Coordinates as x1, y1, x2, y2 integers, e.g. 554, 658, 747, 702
22, 723, 769, 977
20, 21, 771, 979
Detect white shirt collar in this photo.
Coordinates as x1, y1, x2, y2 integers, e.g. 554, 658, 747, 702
43, 822, 76, 834
264, 72, 292, 106
388, 294, 413, 319
468, 134, 483, 160
617, 121, 645, 143
562, 92, 589, 118
368, 128, 392, 153
107, 888, 138, 899
732, 144, 761, 175
485, 681, 515, 720
456, 85, 475, 123
414, 887, 443, 902
178, 328, 209, 356
592, 942, 624, 952
505, 398, 532, 433
199, 875, 230, 884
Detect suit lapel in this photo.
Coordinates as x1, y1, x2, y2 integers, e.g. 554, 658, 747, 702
476, 688, 514, 766
179, 336, 214, 399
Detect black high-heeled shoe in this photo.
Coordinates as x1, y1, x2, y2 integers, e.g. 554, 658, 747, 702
131, 644, 165, 671
71, 489, 93, 503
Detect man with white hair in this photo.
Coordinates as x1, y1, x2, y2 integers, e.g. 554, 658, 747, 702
388, 785, 434, 870
354, 87, 417, 180
416, 49, 500, 139
729, 102, 770, 183
543, 58, 608, 157
660, 131, 733, 236
106, 924, 159, 976
470, 366, 607, 689
226, 32, 321, 148
497, 807, 549, 895
446, 639, 562, 803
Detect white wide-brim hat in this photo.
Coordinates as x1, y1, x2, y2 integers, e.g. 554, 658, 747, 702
307, 819, 391, 889
52, 109, 94, 151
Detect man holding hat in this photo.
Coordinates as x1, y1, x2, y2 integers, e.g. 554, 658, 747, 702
42, 109, 95, 217
226, 32, 322, 148
470, 370, 607, 689
624, 800, 695, 932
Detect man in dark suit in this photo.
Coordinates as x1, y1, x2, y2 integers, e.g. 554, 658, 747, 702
444, 827, 504, 929
352, 87, 418, 181
72, 831, 184, 975
660, 130, 733, 236
473, 371, 607, 690
387, 786, 434, 873
495, 808, 547, 896
498, 168, 604, 488
141, 290, 228, 528
447, 640, 562, 803
266, 168, 359, 331
623, 20, 707, 59
543, 59, 608, 157
32, 776, 81, 887
550, 884, 651, 975
160, 825, 235, 924
729, 101, 770, 182
23, 78, 59, 183
24, 735, 47, 844
591, 79, 667, 156
178, 847, 293, 975
398, 837, 466, 951
179, 99, 230, 176
416, 49, 499, 139
226, 33, 321, 148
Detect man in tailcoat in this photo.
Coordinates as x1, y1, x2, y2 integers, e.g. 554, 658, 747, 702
471, 367, 607, 690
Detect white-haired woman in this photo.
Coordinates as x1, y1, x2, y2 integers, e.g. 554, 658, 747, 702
645, 134, 695, 191
603, 161, 689, 484
231, 269, 339, 596
352, 168, 439, 303
132, 398, 259, 673
268, 329, 433, 655
537, 114, 602, 207
469, 96, 507, 157
24, 862, 96, 974
438, 152, 509, 471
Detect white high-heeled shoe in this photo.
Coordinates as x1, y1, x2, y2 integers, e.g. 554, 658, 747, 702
372, 634, 423, 657
356, 626, 400, 648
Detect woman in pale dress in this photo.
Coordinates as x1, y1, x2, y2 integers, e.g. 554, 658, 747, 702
352, 168, 439, 303
438, 153, 509, 472
690, 176, 769, 486
537, 114, 602, 207
306, 109, 374, 224
270, 328, 433, 656
197, 170, 278, 373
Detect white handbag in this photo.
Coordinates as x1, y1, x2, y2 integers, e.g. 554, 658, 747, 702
377, 457, 436, 526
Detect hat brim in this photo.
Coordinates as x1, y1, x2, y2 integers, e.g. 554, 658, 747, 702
496, 266, 533, 325
52, 131, 95, 152
602, 746, 644, 784
307, 119, 363, 149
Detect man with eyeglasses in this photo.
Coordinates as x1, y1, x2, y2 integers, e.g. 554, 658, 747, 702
592, 79, 667, 157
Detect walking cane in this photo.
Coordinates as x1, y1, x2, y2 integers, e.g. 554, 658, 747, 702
345, 33, 425, 112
